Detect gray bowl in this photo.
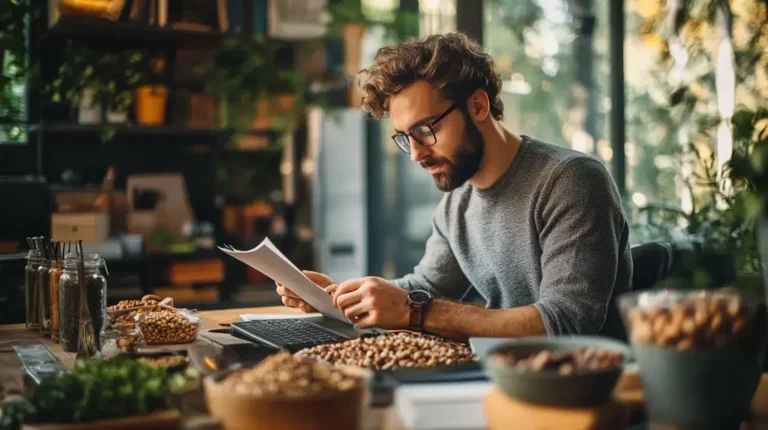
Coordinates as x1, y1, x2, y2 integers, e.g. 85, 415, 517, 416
483, 336, 631, 407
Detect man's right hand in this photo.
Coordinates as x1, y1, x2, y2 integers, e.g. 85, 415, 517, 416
275, 271, 336, 313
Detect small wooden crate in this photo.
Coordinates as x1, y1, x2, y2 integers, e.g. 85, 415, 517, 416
51, 212, 109, 244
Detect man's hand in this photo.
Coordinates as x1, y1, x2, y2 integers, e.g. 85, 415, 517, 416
275, 271, 337, 313
332, 277, 409, 329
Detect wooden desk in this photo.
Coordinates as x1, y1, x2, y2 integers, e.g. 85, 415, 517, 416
3, 307, 768, 430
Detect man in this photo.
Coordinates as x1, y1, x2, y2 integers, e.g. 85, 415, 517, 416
277, 33, 632, 341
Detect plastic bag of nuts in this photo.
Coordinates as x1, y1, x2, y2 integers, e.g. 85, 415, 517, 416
135, 308, 202, 345
619, 290, 765, 351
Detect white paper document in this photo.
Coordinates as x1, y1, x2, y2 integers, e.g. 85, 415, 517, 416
219, 238, 348, 323
240, 313, 322, 321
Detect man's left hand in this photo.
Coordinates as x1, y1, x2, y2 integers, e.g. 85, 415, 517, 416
332, 277, 409, 329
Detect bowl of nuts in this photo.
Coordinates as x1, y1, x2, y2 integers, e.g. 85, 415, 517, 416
204, 352, 365, 430
619, 289, 767, 430
134, 308, 202, 345
295, 332, 477, 370
483, 336, 630, 407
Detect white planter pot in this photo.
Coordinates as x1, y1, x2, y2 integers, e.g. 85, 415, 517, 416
105, 110, 128, 124
78, 88, 102, 124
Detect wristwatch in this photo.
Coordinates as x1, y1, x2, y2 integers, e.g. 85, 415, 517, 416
407, 290, 432, 332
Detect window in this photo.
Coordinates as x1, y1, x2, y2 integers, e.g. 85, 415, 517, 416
483, 0, 612, 167
419, 0, 456, 37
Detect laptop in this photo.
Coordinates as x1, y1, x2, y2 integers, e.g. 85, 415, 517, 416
230, 314, 384, 353
220, 238, 385, 352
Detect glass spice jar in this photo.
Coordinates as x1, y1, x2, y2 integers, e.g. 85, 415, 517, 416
58, 254, 107, 352
38, 259, 52, 337
49, 260, 62, 343
100, 323, 140, 359
24, 249, 42, 331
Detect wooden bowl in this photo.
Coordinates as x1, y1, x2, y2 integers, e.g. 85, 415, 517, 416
203, 366, 367, 430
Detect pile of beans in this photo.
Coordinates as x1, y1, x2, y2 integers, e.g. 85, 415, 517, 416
295, 332, 476, 370
220, 352, 360, 398
492, 348, 625, 375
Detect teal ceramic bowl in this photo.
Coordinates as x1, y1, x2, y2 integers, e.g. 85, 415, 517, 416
483, 336, 632, 407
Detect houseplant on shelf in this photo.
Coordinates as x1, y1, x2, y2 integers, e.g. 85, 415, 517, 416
134, 56, 169, 126
46, 43, 146, 125
326, 0, 419, 75
198, 38, 301, 131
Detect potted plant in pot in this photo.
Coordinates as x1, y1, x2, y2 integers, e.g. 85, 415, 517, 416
199, 38, 299, 131
326, 0, 371, 78
47, 43, 146, 125
134, 56, 169, 126
727, 108, 768, 291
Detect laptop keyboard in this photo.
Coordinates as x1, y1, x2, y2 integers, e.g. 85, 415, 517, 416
230, 319, 349, 351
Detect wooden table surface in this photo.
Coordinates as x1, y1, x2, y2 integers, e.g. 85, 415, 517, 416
2, 306, 768, 429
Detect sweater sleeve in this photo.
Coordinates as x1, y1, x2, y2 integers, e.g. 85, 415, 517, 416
393, 197, 471, 299
533, 157, 626, 335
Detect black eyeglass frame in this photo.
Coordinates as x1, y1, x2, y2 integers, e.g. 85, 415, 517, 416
391, 101, 460, 154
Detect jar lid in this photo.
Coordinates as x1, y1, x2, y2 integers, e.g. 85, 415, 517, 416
62, 253, 108, 274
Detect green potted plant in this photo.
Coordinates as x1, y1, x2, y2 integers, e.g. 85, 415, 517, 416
726, 108, 768, 289
325, 1, 418, 106
134, 56, 168, 126
327, 0, 371, 77
198, 38, 300, 131
47, 43, 146, 125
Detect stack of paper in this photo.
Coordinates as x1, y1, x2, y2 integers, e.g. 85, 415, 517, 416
219, 237, 348, 322
394, 381, 492, 430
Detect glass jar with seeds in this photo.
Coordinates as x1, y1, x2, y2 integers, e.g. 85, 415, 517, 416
58, 254, 107, 352
24, 247, 42, 331
37, 258, 53, 337
49, 259, 62, 343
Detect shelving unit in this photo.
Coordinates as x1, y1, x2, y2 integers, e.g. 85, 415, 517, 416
27, 2, 307, 308
47, 16, 228, 47
29, 123, 281, 137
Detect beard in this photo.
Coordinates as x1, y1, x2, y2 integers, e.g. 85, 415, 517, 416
421, 112, 484, 192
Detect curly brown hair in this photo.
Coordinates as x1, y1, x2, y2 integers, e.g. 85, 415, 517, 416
359, 32, 504, 121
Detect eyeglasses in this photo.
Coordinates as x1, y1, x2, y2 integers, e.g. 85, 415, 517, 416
391, 102, 460, 154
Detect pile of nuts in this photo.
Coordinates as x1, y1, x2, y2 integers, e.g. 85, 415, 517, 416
136, 309, 199, 344
627, 293, 756, 350
116, 334, 139, 353
138, 355, 189, 369
492, 348, 625, 375
295, 332, 476, 370
220, 352, 360, 398
110, 306, 163, 328
107, 299, 159, 311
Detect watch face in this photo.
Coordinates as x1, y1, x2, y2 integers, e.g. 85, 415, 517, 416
409, 290, 431, 305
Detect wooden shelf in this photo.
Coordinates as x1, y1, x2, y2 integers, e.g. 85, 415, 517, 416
29, 123, 280, 137
47, 16, 228, 48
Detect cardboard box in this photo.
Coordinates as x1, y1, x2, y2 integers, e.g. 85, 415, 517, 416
51, 213, 109, 244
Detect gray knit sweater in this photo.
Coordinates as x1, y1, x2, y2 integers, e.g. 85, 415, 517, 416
394, 136, 632, 337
